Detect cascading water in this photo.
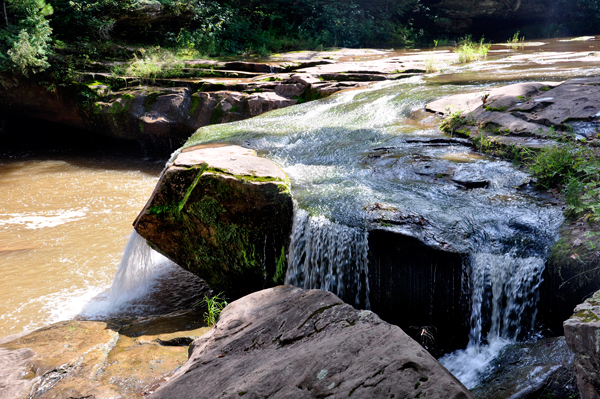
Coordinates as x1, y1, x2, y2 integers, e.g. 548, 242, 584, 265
440, 252, 548, 388
79, 230, 209, 319
285, 209, 370, 309
107, 230, 170, 310
172, 76, 563, 387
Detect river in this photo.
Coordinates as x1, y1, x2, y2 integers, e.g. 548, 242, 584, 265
1, 36, 598, 388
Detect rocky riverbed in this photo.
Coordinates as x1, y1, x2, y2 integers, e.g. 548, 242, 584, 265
2, 37, 600, 398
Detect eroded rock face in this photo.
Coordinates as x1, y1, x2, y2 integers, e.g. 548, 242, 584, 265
134, 144, 294, 298
428, 79, 600, 150
565, 291, 600, 399
151, 286, 474, 399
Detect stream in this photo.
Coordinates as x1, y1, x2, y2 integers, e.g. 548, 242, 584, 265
2, 37, 599, 390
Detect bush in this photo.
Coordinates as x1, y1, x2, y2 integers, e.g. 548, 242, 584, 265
529, 145, 583, 189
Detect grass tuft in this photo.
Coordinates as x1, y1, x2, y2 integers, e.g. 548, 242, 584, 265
196, 292, 228, 326
454, 36, 491, 63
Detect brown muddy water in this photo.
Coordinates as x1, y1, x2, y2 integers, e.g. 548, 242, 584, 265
0, 121, 167, 338
0, 157, 160, 337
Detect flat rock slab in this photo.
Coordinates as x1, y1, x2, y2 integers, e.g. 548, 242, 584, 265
134, 144, 293, 298
428, 79, 600, 149
151, 286, 474, 399
176, 144, 287, 180
0, 310, 209, 399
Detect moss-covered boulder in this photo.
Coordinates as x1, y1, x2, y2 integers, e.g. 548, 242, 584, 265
134, 144, 293, 298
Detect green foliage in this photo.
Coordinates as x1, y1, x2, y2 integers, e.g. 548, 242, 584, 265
564, 162, 600, 222
507, 31, 524, 50
454, 36, 491, 63
0, 0, 54, 75
440, 109, 470, 136
195, 292, 228, 326
529, 145, 585, 189
424, 39, 438, 73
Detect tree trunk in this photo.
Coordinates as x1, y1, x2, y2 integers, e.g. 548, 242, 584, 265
2, 1, 8, 28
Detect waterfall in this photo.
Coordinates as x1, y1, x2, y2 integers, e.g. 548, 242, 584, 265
107, 230, 170, 310
285, 209, 370, 309
440, 252, 546, 388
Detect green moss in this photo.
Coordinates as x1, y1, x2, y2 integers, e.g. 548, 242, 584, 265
210, 103, 224, 124
109, 101, 123, 114
484, 106, 507, 112
188, 95, 200, 116
143, 91, 161, 112
573, 309, 600, 323
273, 246, 286, 284
121, 93, 134, 100
204, 167, 286, 184
178, 165, 208, 213
189, 196, 225, 225
147, 204, 177, 216
540, 86, 552, 92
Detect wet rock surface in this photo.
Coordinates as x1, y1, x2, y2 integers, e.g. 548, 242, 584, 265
367, 229, 470, 354
134, 144, 293, 298
565, 290, 600, 399
472, 337, 578, 399
151, 286, 474, 399
0, 310, 209, 399
427, 79, 600, 150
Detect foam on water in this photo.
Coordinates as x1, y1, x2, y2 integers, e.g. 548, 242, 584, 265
0, 208, 88, 229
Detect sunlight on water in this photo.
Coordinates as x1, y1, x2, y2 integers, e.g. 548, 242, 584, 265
179, 75, 563, 387
0, 158, 160, 337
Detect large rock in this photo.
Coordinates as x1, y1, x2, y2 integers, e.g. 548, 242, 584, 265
151, 286, 474, 399
565, 290, 600, 399
134, 144, 294, 298
428, 79, 600, 151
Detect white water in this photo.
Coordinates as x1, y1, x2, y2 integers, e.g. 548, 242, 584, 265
440, 252, 547, 388
76, 230, 213, 320
107, 231, 171, 310
285, 209, 370, 309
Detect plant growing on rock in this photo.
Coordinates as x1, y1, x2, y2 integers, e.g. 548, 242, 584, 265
508, 31, 525, 50
454, 36, 491, 63
440, 109, 471, 136
196, 292, 228, 326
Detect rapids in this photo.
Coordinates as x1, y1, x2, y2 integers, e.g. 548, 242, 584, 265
3, 36, 600, 388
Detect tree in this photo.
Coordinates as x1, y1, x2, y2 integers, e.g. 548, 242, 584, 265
0, 0, 53, 76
